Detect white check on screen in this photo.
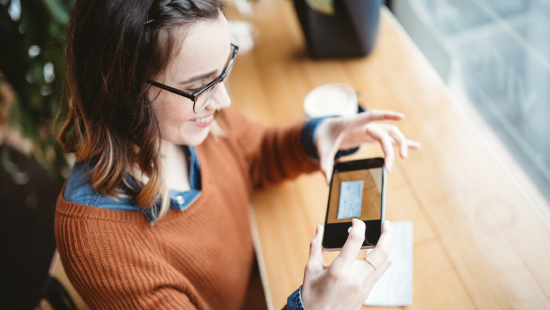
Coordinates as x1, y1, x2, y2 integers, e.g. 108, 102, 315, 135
337, 180, 364, 220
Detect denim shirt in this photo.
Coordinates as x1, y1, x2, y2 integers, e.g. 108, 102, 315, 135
63, 117, 357, 310
64, 146, 202, 224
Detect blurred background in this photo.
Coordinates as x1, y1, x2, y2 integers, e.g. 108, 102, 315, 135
392, 0, 550, 211
1, 0, 549, 309
1, 0, 74, 309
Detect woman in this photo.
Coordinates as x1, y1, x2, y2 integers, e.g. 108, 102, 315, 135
56, 0, 420, 309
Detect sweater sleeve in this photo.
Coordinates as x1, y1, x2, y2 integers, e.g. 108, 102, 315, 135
218, 107, 321, 189
55, 214, 200, 310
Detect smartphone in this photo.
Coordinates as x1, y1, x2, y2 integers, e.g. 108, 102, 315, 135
322, 157, 386, 251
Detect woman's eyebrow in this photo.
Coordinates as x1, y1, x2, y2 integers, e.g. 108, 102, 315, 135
179, 69, 218, 85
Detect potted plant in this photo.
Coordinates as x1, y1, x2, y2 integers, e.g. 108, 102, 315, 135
0, 0, 75, 182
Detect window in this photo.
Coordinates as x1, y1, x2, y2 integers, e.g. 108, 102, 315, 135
393, 0, 550, 205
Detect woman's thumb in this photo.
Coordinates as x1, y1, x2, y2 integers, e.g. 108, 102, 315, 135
307, 225, 325, 271
321, 158, 334, 184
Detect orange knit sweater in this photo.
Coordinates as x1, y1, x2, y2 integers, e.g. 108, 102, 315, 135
55, 108, 320, 309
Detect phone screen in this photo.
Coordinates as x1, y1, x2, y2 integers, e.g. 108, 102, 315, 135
327, 167, 383, 224
323, 158, 385, 250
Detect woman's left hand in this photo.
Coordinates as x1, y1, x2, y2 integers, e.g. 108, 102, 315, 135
315, 109, 421, 183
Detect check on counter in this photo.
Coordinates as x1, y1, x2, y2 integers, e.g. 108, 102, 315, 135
364, 221, 413, 307
227, 1, 550, 309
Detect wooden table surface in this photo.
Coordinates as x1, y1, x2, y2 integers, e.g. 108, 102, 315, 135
226, 1, 550, 309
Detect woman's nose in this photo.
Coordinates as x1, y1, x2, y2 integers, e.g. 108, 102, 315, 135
213, 82, 231, 109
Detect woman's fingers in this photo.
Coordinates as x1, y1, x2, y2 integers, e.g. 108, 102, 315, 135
319, 130, 345, 184
334, 219, 366, 266
320, 147, 338, 184
364, 221, 394, 273
382, 124, 409, 159
320, 154, 336, 184
365, 124, 395, 172
320, 152, 334, 184
376, 124, 422, 158
309, 225, 324, 260
302, 221, 394, 310
347, 110, 404, 128
407, 139, 422, 149
316, 111, 420, 180
306, 225, 326, 274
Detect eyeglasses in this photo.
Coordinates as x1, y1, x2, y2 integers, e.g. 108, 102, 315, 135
147, 43, 239, 113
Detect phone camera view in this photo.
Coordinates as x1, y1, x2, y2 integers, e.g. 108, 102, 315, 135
327, 167, 383, 224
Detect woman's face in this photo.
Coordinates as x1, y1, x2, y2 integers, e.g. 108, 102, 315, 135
150, 13, 232, 146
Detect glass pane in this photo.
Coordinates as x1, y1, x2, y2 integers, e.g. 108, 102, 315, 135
401, 0, 550, 204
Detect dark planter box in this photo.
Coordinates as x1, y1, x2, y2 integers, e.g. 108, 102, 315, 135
293, 0, 383, 59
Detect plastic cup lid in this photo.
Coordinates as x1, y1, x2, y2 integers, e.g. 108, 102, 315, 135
304, 83, 357, 118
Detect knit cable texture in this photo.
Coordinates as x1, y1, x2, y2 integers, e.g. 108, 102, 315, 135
55, 107, 320, 309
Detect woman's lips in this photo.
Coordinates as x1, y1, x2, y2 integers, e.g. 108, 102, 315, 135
190, 114, 214, 128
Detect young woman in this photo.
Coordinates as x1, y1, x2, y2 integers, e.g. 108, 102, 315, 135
55, 0, 420, 309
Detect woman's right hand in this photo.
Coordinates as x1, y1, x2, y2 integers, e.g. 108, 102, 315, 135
302, 219, 394, 310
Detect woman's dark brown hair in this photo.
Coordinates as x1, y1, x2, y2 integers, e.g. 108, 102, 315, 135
58, 0, 225, 218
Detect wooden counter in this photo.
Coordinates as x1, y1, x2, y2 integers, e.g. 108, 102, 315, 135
226, 1, 550, 309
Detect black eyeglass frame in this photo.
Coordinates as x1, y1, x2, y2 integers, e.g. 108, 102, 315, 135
147, 43, 239, 113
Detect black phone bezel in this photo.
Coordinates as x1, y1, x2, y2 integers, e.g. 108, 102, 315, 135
322, 157, 386, 251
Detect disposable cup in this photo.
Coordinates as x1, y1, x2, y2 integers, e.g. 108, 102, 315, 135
303, 83, 358, 119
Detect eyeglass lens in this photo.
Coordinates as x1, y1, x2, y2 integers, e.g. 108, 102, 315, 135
194, 81, 223, 113
193, 45, 236, 113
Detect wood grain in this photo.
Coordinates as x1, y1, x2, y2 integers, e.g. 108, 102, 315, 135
227, 1, 550, 309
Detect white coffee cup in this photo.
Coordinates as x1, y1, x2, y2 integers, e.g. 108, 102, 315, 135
303, 83, 358, 119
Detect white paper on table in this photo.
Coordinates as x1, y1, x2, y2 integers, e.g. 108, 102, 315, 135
337, 181, 364, 220
364, 221, 413, 307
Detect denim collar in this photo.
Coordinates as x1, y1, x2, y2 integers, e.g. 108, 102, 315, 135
64, 146, 202, 225
137, 146, 202, 224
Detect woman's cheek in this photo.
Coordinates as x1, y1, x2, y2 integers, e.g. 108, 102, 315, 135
156, 97, 191, 123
